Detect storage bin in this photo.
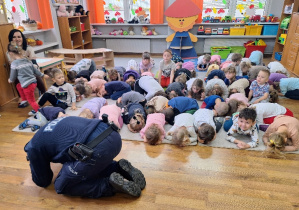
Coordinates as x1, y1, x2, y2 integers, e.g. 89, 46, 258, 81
230, 46, 246, 56
262, 25, 279, 35
245, 25, 263, 35
244, 43, 267, 58
230, 25, 245, 36
80, 23, 85, 31
275, 52, 282, 61
211, 46, 231, 59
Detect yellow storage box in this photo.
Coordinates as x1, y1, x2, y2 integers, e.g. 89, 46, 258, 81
245, 25, 263, 35
230, 25, 245, 36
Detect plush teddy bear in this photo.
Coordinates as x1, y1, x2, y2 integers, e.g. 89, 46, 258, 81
75, 5, 89, 16
128, 26, 135, 35
57, 5, 69, 17
67, 5, 75, 16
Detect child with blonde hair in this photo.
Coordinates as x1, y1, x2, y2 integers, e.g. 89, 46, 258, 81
187, 78, 205, 100
140, 113, 165, 145
86, 78, 107, 97
223, 65, 241, 86
38, 68, 77, 111
79, 97, 107, 119
206, 64, 219, 77
140, 51, 153, 74
8, 41, 48, 115
166, 113, 197, 146
228, 78, 249, 96
240, 61, 251, 76
122, 103, 146, 133
145, 96, 169, 114
127, 59, 139, 73
263, 115, 299, 153
158, 49, 176, 87
197, 54, 211, 71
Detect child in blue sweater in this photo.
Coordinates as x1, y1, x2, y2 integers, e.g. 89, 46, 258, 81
203, 95, 229, 116
99, 81, 131, 100
166, 96, 199, 116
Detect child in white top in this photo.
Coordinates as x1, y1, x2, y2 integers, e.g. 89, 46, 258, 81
226, 108, 259, 149
158, 49, 176, 87
197, 54, 211, 71
193, 109, 216, 144
166, 113, 197, 146
139, 51, 153, 74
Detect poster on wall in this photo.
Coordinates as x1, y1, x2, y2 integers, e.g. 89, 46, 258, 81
4, 0, 28, 24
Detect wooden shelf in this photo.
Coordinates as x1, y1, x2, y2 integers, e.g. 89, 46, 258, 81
58, 16, 92, 51
73, 44, 82, 49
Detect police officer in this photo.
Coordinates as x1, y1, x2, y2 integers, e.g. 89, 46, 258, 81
24, 116, 146, 198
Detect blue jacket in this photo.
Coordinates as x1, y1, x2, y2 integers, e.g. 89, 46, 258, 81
105, 81, 130, 96
24, 116, 119, 188
168, 96, 199, 114
204, 95, 224, 109
39, 107, 65, 121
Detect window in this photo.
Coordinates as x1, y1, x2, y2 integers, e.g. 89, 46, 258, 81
4, 0, 28, 24
202, 0, 230, 18
103, 0, 150, 22
235, 0, 267, 18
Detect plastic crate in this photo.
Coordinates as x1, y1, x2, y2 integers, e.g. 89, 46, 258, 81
244, 44, 267, 58
245, 25, 263, 35
230, 25, 245, 35
211, 47, 231, 59
275, 52, 282, 61
230, 46, 246, 56
262, 25, 279, 35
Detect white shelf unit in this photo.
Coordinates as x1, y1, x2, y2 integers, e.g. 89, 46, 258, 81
91, 22, 279, 54
23, 29, 59, 54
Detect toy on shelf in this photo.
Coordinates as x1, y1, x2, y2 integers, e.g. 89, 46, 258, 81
279, 34, 287, 45
57, 5, 69, 17
105, 16, 111, 24
69, 26, 77, 32
152, 28, 158, 35
111, 17, 117, 24
22, 19, 38, 31
205, 28, 212, 35
75, 5, 89, 16
249, 15, 261, 22
221, 16, 232, 23
284, 5, 293, 14
117, 17, 124, 23
280, 16, 291, 29
260, 16, 266, 22
223, 28, 229, 35
212, 28, 218, 35
210, 17, 221, 23
128, 26, 135, 35
35, 39, 43, 46
218, 28, 223, 35
232, 17, 242, 23
67, 6, 75, 16
109, 29, 123, 35
128, 16, 139, 24
123, 30, 128, 35
141, 26, 157, 36
202, 16, 211, 23
197, 26, 205, 35
241, 16, 249, 24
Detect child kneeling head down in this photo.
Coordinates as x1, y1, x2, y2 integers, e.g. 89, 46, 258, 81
140, 113, 165, 145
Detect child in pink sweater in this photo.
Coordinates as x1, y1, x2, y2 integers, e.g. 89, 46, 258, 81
99, 104, 123, 129
140, 113, 166, 145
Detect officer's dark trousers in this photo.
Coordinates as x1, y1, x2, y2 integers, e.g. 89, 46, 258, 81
54, 124, 122, 198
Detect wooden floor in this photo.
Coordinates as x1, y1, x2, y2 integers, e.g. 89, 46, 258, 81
1, 56, 299, 209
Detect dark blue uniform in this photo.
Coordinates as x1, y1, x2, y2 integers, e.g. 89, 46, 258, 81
24, 116, 122, 198
104, 81, 131, 100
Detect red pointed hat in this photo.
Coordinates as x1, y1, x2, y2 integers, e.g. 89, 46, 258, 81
165, 0, 201, 18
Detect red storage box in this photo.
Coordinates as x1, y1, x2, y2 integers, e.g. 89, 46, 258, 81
80, 23, 85, 31
244, 44, 267, 58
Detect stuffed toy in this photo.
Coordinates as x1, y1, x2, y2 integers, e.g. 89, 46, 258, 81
128, 16, 139, 24
117, 17, 124, 23
57, 5, 69, 17
105, 16, 111, 24
75, 5, 89, 16
141, 26, 148, 36
67, 5, 75, 16
152, 28, 158, 35
111, 17, 117, 24
128, 26, 135, 35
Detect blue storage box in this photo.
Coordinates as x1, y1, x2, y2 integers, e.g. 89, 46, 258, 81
275, 52, 282, 61
262, 25, 279, 35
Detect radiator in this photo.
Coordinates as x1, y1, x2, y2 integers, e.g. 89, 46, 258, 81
106, 39, 150, 53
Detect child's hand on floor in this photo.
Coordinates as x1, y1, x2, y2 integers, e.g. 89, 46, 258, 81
237, 141, 250, 149
71, 103, 77, 110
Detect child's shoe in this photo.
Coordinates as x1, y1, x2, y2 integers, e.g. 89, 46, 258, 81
18, 101, 28, 108
31, 125, 40, 132
19, 119, 30, 130
28, 110, 37, 116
